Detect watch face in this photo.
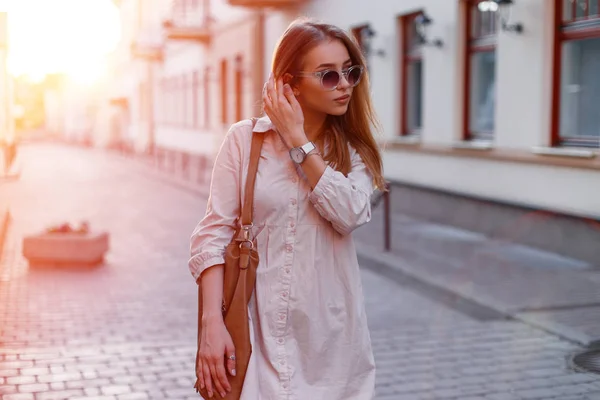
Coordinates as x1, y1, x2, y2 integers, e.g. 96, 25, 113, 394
290, 148, 305, 163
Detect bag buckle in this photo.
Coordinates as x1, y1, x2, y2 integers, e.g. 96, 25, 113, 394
238, 223, 254, 249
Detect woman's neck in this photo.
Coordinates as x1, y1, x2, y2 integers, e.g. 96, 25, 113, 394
302, 109, 328, 143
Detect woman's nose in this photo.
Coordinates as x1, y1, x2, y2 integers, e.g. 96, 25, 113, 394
337, 73, 351, 89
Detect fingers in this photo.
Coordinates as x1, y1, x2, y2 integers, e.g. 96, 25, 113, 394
262, 82, 273, 111
225, 338, 236, 377
216, 360, 231, 395
196, 358, 206, 392
203, 361, 214, 398
210, 363, 227, 398
226, 351, 237, 377
276, 77, 286, 104
267, 74, 276, 106
283, 84, 301, 113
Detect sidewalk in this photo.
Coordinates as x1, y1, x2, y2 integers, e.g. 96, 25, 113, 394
104, 144, 600, 346
65, 143, 600, 346
2, 142, 600, 400
353, 202, 600, 347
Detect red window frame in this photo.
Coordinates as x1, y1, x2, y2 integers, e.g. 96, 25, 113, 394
463, 0, 498, 141
551, 0, 600, 148
220, 59, 228, 125
399, 11, 424, 136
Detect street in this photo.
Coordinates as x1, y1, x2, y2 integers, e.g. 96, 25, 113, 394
1, 143, 600, 400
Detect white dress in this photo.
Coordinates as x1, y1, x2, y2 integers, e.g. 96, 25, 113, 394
189, 116, 376, 400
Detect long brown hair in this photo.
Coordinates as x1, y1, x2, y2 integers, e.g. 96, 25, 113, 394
270, 18, 386, 191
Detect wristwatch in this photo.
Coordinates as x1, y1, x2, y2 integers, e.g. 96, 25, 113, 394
289, 141, 317, 164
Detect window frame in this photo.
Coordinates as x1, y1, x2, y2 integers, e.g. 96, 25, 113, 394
234, 54, 243, 123
463, 0, 498, 141
220, 59, 228, 125
399, 11, 425, 136
551, 0, 600, 148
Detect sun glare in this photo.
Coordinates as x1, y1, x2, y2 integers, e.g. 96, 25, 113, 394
3, 0, 120, 84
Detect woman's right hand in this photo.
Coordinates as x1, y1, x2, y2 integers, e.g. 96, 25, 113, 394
197, 316, 236, 398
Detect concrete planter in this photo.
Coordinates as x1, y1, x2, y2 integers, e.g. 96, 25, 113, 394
22, 231, 109, 267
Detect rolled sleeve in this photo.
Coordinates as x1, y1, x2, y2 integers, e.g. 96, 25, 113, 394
308, 148, 374, 236
188, 123, 244, 282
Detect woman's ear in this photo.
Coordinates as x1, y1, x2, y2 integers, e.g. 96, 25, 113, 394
283, 73, 300, 96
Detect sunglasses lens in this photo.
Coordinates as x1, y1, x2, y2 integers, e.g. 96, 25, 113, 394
321, 70, 340, 90
347, 67, 362, 87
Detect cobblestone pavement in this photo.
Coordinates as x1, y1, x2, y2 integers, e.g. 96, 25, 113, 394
1, 143, 600, 400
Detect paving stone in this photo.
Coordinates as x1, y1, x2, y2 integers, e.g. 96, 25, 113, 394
0, 144, 600, 400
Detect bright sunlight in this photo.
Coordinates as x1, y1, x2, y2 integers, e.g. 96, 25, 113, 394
0, 0, 121, 84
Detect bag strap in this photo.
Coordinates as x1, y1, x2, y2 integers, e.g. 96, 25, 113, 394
240, 117, 264, 227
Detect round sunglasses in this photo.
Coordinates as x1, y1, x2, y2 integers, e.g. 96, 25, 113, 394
294, 65, 364, 91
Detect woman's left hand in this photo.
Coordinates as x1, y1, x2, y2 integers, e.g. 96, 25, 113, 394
263, 73, 307, 149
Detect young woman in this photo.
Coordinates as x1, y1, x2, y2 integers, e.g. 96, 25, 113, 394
189, 18, 386, 400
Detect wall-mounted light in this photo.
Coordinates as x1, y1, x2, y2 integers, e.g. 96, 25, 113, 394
479, 0, 523, 33
414, 13, 444, 47
360, 26, 386, 57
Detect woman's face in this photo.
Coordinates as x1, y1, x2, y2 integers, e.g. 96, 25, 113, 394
292, 39, 357, 117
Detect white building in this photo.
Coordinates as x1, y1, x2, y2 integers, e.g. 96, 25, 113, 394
0, 12, 15, 146
107, 0, 600, 263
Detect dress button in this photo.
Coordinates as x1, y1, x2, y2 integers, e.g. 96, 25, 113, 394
290, 198, 297, 205
285, 268, 291, 274
279, 314, 285, 320
278, 338, 284, 344
289, 221, 295, 228
292, 178, 298, 183
282, 291, 288, 297
283, 382, 289, 389
286, 244, 293, 252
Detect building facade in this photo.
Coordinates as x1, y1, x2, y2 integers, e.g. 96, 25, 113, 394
106, 0, 600, 260
0, 12, 15, 146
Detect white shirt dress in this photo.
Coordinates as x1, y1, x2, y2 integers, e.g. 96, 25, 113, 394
189, 116, 376, 400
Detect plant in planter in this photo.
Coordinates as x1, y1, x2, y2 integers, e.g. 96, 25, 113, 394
23, 220, 109, 268
45, 221, 90, 235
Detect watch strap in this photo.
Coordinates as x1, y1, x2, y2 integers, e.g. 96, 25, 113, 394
300, 141, 316, 155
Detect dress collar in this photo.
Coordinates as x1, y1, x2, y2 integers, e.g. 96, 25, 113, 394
253, 115, 276, 133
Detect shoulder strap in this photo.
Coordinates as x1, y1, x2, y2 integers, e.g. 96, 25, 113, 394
241, 118, 264, 226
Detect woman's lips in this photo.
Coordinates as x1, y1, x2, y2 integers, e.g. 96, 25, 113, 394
334, 94, 350, 102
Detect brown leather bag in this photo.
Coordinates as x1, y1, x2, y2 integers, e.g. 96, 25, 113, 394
194, 118, 264, 399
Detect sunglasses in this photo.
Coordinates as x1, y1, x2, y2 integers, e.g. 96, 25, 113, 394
294, 65, 364, 91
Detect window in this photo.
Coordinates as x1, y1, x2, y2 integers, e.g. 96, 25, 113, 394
192, 70, 199, 128
220, 59, 228, 125
159, 79, 166, 124
464, 0, 498, 140
178, 74, 184, 127
351, 24, 371, 58
184, 73, 191, 127
167, 77, 174, 125
235, 55, 243, 122
204, 67, 210, 129
399, 12, 424, 136
552, 0, 600, 148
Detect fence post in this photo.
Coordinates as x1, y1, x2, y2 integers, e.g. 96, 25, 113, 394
384, 182, 390, 252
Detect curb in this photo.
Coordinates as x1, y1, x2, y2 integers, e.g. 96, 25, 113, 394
355, 241, 593, 347
106, 152, 211, 199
